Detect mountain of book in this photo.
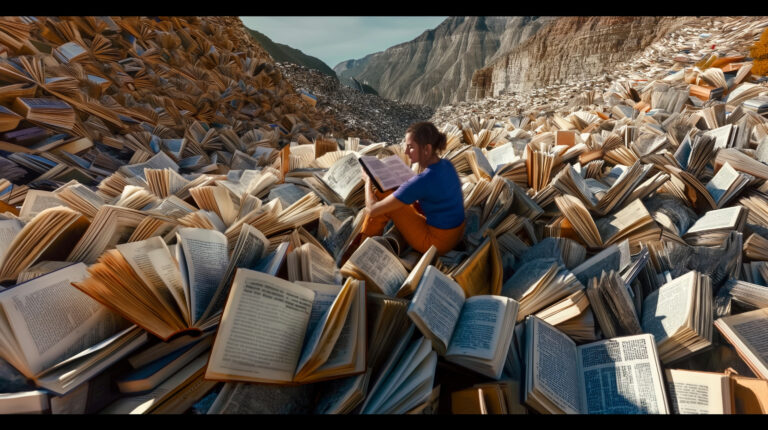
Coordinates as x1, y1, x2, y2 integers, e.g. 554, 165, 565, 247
1, 15, 768, 415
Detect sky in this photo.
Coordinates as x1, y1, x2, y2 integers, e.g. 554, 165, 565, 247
240, 17, 448, 69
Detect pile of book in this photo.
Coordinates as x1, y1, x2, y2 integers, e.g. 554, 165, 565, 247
0, 16, 345, 207
2, 16, 768, 415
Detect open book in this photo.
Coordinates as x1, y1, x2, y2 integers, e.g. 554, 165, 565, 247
665, 369, 733, 414
524, 315, 669, 414
205, 270, 366, 384
340, 237, 408, 296
358, 154, 415, 193
407, 265, 519, 379
0, 206, 90, 283
640, 270, 713, 364
0, 263, 138, 395
715, 308, 768, 380
72, 227, 267, 341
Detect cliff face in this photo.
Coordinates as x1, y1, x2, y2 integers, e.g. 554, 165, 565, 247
333, 16, 553, 108
470, 16, 690, 100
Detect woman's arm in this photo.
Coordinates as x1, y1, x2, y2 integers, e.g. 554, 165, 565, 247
364, 171, 406, 218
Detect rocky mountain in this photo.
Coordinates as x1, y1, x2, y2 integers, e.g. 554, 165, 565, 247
276, 62, 433, 144
334, 16, 553, 108
245, 27, 337, 78
468, 16, 690, 100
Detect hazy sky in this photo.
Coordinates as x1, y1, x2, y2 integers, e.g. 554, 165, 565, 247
240, 17, 448, 69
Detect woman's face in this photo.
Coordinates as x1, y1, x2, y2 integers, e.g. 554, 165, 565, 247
404, 132, 431, 165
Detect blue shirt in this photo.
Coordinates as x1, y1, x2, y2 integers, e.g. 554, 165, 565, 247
393, 159, 465, 229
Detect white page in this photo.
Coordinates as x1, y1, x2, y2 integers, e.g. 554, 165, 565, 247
206, 270, 314, 383
0, 219, 23, 266
176, 228, 229, 324
666, 369, 728, 414
641, 271, 695, 343
18, 190, 64, 221
577, 334, 668, 414
446, 295, 508, 361
529, 316, 580, 414
685, 206, 743, 234
322, 153, 362, 200
0, 263, 125, 376
347, 238, 407, 296
407, 266, 465, 351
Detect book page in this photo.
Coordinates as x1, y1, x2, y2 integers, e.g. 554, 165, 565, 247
201, 224, 270, 321
716, 308, 768, 378
640, 271, 695, 343
453, 236, 502, 297
116, 237, 185, 323
486, 142, 518, 173
529, 316, 580, 414
570, 245, 621, 285
347, 238, 407, 296
665, 369, 729, 414
303, 243, 342, 285
295, 282, 341, 349
446, 295, 509, 361
322, 153, 362, 200
595, 199, 649, 244
18, 190, 63, 221
311, 281, 364, 372
176, 228, 229, 324
685, 206, 743, 234
0, 219, 22, 265
706, 162, 740, 205
407, 266, 465, 353
360, 155, 415, 192
0, 263, 126, 376
577, 334, 668, 414
206, 270, 314, 383
119, 151, 179, 181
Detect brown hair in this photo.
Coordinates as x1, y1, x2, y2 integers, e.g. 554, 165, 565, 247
406, 122, 447, 155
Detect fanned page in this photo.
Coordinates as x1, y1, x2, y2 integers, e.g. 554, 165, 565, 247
176, 228, 229, 325
576, 333, 668, 414
407, 266, 466, 355
206, 269, 315, 384
116, 237, 189, 326
201, 224, 269, 321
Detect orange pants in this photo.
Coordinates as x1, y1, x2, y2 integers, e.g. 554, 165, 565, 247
360, 190, 465, 255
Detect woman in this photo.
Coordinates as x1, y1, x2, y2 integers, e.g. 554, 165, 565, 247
358, 121, 465, 255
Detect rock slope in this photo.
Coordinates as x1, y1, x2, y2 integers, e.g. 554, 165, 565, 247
468, 16, 689, 101
334, 16, 552, 108
277, 62, 434, 145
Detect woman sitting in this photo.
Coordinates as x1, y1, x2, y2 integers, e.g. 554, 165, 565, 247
359, 121, 465, 255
